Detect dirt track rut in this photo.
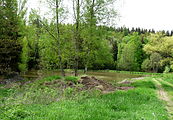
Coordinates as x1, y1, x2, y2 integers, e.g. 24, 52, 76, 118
153, 78, 173, 119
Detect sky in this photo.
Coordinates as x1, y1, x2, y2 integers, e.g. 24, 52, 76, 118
27, 0, 173, 31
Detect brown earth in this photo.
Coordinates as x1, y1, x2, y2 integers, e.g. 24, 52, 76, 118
1, 75, 135, 93
43, 76, 135, 93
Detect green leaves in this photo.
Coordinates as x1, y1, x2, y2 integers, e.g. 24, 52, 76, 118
143, 33, 173, 72
117, 33, 143, 71
0, 0, 22, 74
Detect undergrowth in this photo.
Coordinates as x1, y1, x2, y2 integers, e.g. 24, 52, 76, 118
0, 76, 169, 120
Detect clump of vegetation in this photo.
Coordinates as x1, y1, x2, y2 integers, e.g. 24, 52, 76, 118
161, 74, 173, 84
64, 76, 79, 83
132, 79, 156, 89
1, 79, 169, 119
0, 76, 170, 119
37, 75, 62, 84
2, 106, 33, 120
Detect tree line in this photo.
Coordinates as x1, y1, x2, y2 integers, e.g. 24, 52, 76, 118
111, 27, 173, 73
0, 0, 116, 77
1, 0, 173, 78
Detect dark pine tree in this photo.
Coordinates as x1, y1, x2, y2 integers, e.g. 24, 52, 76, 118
141, 28, 144, 34
151, 29, 155, 33
166, 31, 170, 36
0, 0, 22, 75
123, 27, 129, 36
161, 30, 166, 35
144, 29, 148, 34
137, 27, 141, 34
131, 27, 135, 33
148, 29, 151, 33
171, 30, 173, 36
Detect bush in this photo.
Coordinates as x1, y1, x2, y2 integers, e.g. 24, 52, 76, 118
163, 66, 170, 73
19, 63, 28, 72
141, 59, 151, 72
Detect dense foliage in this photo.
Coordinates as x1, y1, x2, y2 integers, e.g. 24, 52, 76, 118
0, 0, 22, 75
1, 0, 173, 75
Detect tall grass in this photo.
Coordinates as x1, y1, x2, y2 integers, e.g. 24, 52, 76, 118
0, 78, 169, 119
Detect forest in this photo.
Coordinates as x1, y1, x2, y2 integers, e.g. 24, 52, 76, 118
1, 0, 173, 76
1, 0, 173, 119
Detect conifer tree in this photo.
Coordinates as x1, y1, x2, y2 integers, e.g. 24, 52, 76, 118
0, 0, 22, 75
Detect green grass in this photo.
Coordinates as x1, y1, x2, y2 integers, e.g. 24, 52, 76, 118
132, 79, 156, 89
1, 88, 168, 120
156, 74, 173, 100
92, 70, 163, 76
0, 88, 12, 99
159, 80, 173, 102
160, 81, 173, 92
64, 76, 79, 83
63, 69, 163, 76
37, 75, 62, 83
161, 74, 173, 84
0, 76, 169, 120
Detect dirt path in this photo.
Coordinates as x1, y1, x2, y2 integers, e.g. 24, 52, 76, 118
153, 78, 173, 119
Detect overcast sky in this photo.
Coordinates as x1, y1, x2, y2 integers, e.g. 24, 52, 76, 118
27, 0, 173, 31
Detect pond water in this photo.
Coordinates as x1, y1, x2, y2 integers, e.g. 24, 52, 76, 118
86, 71, 144, 83
21, 70, 145, 83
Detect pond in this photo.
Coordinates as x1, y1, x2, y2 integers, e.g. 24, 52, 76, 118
21, 70, 145, 83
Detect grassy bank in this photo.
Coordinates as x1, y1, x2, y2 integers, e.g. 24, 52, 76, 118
48, 69, 163, 75
92, 70, 163, 76
0, 75, 169, 120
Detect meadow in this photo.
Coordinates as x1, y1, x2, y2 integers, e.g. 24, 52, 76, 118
0, 72, 172, 120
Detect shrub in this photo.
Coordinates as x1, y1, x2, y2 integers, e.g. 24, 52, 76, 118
163, 66, 170, 73
141, 59, 151, 72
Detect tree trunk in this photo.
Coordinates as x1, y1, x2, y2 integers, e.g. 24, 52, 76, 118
74, 0, 80, 76
84, 66, 88, 74
56, 0, 65, 76
84, 0, 95, 74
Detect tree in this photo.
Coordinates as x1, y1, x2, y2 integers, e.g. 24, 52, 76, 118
141, 58, 151, 72
150, 52, 162, 72
117, 33, 143, 71
25, 10, 41, 70
38, 0, 68, 76
72, 0, 82, 76
81, 0, 116, 72
0, 0, 25, 75
54, 0, 65, 76
143, 33, 173, 72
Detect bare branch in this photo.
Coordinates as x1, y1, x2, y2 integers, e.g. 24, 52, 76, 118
38, 19, 57, 40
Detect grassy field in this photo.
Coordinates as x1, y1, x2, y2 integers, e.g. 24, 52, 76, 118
91, 70, 163, 75
0, 75, 170, 120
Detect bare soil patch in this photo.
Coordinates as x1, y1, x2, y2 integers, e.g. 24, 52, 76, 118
43, 76, 135, 93
0, 75, 136, 93
153, 79, 173, 119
